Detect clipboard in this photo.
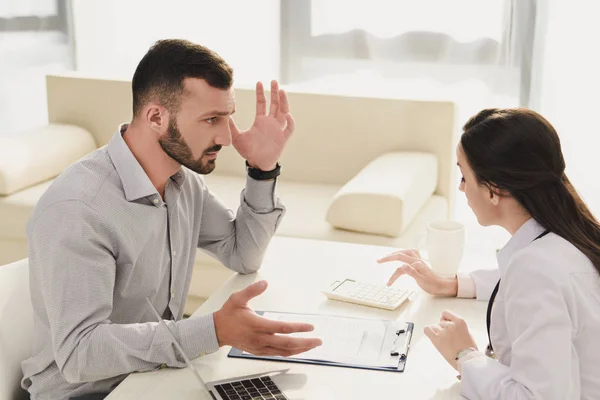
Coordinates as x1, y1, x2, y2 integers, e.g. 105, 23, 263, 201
228, 311, 414, 373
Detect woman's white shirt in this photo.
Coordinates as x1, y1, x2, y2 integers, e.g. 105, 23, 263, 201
457, 218, 600, 400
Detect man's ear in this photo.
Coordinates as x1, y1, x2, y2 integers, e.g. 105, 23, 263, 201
144, 102, 170, 135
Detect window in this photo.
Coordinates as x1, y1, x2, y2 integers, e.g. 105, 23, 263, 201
281, 0, 537, 107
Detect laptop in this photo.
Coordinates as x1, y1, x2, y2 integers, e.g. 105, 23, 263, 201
146, 298, 336, 400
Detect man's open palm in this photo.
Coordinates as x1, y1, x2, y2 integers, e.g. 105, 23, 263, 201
230, 80, 295, 171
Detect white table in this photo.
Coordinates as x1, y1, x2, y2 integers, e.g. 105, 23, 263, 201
107, 237, 492, 399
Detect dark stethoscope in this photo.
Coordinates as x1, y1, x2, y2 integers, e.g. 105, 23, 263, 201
486, 229, 551, 358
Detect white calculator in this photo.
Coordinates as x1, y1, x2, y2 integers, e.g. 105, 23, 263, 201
322, 279, 413, 310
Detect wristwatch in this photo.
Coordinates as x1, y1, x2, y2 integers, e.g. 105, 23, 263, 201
455, 347, 478, 361
245, 161, 281, 181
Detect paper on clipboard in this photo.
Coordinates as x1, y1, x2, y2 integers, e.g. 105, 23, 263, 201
243, 312, 408, 368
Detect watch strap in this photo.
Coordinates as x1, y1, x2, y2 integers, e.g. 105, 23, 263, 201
246, 161, 281, 181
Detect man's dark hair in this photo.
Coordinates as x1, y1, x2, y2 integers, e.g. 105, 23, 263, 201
131, 39, 233, 116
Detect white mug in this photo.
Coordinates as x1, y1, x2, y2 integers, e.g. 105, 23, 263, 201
420, 220, 465, 276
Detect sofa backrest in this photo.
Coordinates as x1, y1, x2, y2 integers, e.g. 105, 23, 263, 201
46, 73, 456, 201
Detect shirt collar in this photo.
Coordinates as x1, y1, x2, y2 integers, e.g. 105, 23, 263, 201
170, 169, 186, 187
107, 124, 159, 202
496, 218, 547, 274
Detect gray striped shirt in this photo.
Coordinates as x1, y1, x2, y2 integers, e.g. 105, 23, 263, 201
21, 124, 285, 400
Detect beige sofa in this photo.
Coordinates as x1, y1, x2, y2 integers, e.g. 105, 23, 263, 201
0, 73, 456, 301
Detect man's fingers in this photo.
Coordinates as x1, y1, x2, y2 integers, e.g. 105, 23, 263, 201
249, 345, 318, 358
256, 317, 315, 334
228, 117, 241, 139
261, 334, 322, 351
255, 81, 267, 116
279, 89, 290, 114
268, 80, 280, 117
230, 280, 268, 306
283, 113, 295, 139
276, 90, 290, 125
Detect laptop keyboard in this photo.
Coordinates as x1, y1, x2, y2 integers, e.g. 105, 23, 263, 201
214, 376, 288, 400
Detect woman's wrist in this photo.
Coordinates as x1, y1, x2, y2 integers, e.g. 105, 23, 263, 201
440, 276, 458, 297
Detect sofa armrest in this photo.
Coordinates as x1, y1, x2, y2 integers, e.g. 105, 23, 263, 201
0, 124, 96, 195
326, 152, 438, 237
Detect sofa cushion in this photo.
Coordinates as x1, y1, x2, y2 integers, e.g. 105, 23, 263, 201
0, 124, 96, 195
202, 174, 341, 240
199, 173, 446, 251
325, 152, 438, 237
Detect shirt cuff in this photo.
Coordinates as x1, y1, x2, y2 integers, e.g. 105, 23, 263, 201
457, 350, 486, 375
457, 273, 477, 298
243, 175, 277, 212
177, 313, 220, 360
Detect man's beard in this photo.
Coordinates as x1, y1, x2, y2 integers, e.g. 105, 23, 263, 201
158, 118, 221, 175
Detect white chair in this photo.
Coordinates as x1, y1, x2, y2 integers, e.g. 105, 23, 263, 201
0, 259, 33, 400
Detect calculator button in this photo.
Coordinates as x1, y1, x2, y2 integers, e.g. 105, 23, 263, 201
326, 280, 413, 310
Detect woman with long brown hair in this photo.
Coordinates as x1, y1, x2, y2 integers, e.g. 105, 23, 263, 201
379, 108, 600, 399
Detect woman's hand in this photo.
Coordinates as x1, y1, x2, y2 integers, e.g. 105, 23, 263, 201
424, 310, 479, 370
377, 249, 458, 296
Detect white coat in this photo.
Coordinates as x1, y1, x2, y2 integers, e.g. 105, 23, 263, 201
460, 219, 600, 399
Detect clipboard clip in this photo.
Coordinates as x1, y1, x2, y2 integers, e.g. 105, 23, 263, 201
390, 327, 412, 358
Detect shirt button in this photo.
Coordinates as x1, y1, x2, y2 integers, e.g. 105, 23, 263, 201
199, 352, 206, 357
153, 198, 159, 204
171, 291, 175, 299
172, 250, 177, 257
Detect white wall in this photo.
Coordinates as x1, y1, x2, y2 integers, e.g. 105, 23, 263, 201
536, 0, 600, 213
71, 0, 281, 86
